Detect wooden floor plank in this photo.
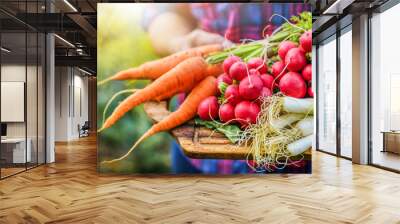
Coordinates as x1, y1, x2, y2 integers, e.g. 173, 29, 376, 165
0, 135, 399, 223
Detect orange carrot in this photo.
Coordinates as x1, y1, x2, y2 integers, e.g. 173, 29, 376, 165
206, 63, 224, 77
100, 57, 210, 131
102, 76, 217, 164
154, 91, 183, 102
98, 44, 222, 85
154, 63, 223, 102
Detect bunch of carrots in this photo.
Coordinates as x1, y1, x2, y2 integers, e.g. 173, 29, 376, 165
98, 44, 225, 164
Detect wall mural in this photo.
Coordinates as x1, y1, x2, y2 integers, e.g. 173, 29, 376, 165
97, 3, 313, 174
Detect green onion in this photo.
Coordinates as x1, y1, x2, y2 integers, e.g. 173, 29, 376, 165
206, 12, 311, 65
287, 135, 312, 156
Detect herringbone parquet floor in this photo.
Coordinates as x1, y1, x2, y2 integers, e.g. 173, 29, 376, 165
1, 136, 400, 224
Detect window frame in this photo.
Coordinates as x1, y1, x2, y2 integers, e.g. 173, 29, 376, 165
315, 22, 353, 161
367, 1, 400, 173
0, 0, 47, 180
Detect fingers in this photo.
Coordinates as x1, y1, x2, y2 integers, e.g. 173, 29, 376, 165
171, 29, 235, 53
189, 29, 235, 50
189, 29, 225, 46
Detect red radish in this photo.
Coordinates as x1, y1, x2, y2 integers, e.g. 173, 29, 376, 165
248, 68, 260, 76
197, 96, 219, 120
271, 61, 286, 81
299, 30, 312, 52
216, 74, 233, 95
279, 72, 307, 98
278, 41, 297, 60
247, 57, 267, 73
234, 101, 260, 127
259, 87, 272, 98
229, 61, 247, 81
260, 74, 274, 89
217, 74, 233, 86
307, 87, 314, 97
285, 48, 307, 72
301, 64, 312, 81
239, 75, 263, 100
223, 55, 242, 74
224, 85, 241, 105
219, 103, 235, 123
256, 87, 272, 105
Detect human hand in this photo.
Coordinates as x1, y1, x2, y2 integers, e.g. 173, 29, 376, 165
170, 29, 233, 53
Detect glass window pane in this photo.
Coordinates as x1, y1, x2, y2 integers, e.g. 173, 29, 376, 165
339, 28, 352, 158
1, 1, 46, 179
1, 30, 27, 177
317, 36, 337, 154
371, 4, 400, 171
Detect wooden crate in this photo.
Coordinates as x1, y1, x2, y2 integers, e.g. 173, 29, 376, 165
144, 101, 311, 160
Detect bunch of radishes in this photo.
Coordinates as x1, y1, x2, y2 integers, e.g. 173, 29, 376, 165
197, 30, 313, 129
197, 56, 271, 128
273, 30, 313, 98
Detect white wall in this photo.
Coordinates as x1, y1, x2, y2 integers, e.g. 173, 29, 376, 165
55, 67, 69, 141
54, 67, 89, 141
1, 65, 39, 138
1, 65, 26, 139
72, 73, 89, 138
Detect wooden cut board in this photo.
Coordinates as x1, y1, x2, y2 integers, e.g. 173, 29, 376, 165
144, 101, 311, 160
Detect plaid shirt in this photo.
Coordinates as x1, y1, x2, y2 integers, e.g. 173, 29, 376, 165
191, 3, 310, 43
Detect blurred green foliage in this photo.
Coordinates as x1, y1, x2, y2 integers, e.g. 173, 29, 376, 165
97, 4, 172, 173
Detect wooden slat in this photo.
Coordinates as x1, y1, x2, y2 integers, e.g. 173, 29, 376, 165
143, 101, 311, 160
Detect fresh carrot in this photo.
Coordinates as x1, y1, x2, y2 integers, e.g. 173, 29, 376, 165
154, 63, 223, 101
154, 91, 184, 102
101, 76, 218, 164
205, 62, 224, 77
99, 57, 210, 131
98, 44, 222, 85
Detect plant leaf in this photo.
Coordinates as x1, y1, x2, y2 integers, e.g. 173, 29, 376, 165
218, 82, 228, 95
195, 118, 242, 143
